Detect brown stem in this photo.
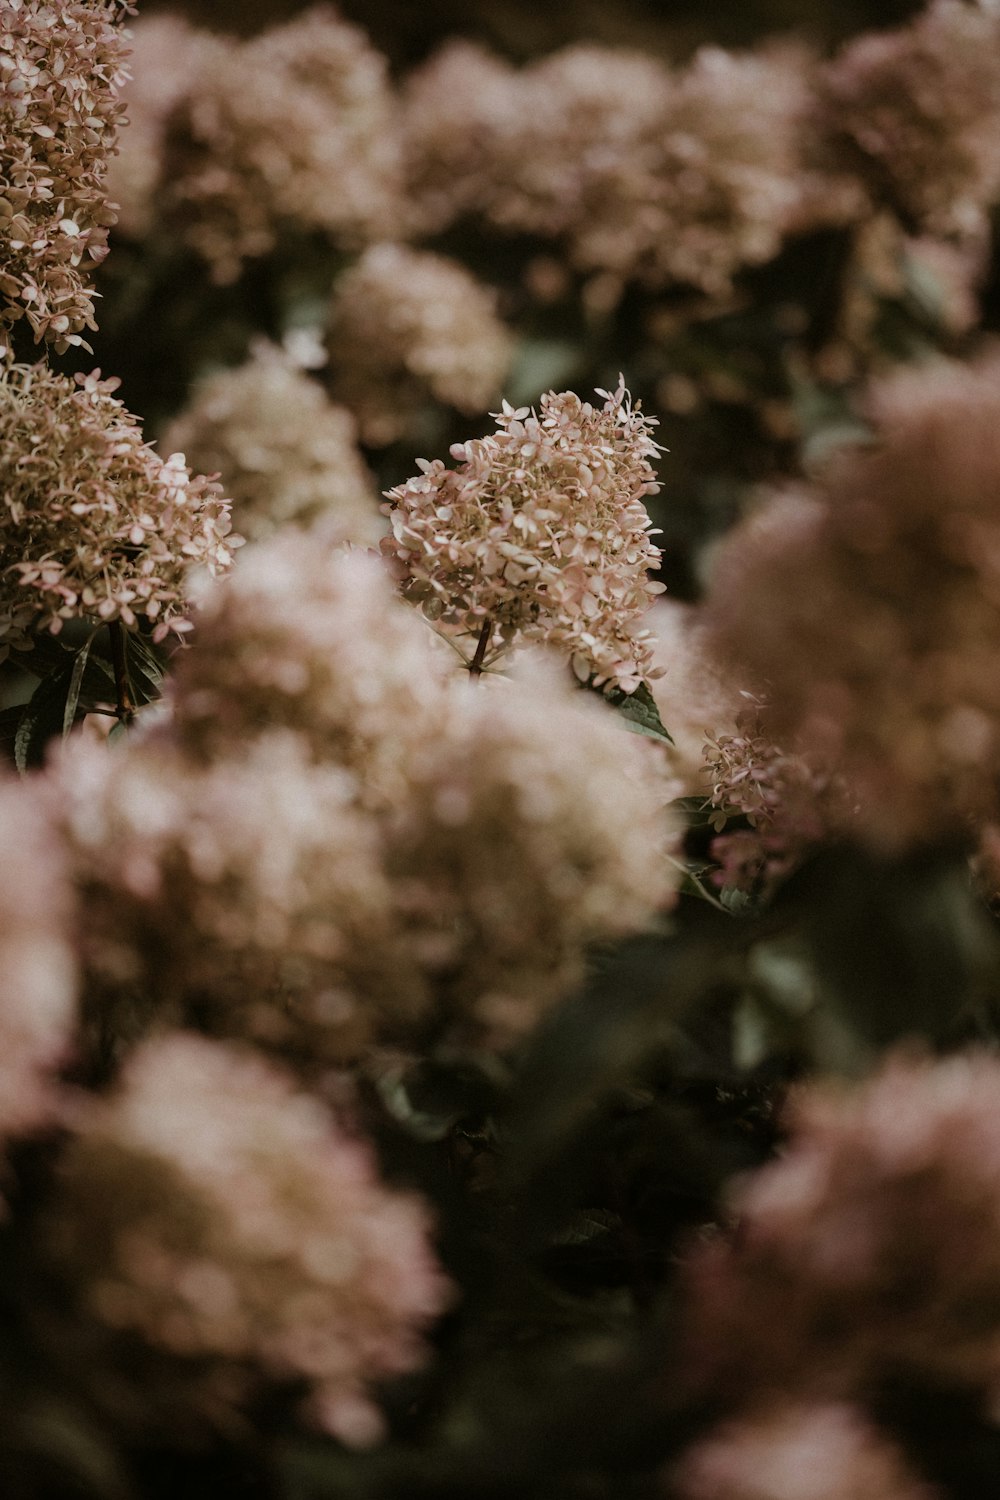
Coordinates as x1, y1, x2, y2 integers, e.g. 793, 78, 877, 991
468, 618, 492, 678
108, 620, 135, 725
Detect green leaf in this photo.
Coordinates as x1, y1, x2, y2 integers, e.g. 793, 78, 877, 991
603, 680, 674, 745
123, 628, 165, 707
14, 664, 78, 773
62, 629, 98, 737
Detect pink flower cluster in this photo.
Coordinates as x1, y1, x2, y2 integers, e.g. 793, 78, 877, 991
0, 0, 128, 352
383, 381, 666, 691
0, 362, 238, 648
47, 1032, 449, 1445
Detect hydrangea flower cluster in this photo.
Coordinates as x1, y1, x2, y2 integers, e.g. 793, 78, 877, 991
673, 1402, 936, 1500
163, 343, 381, 545
325, 243, 514, 446
60, 540, 679, 1060
0, 362, 237, 648
103, 13, 225, 242
0, 0, 128, 353
45, 1032, 449, 1445
0, 777, 76, 1144
818, 0, 1000, 237
703, 700, 844, 893
681, 1052, 1000, 1409
383, 381, 666, 691
404, 40, 821, 298
159, 7, 402, 283
705, 354, 1000, 850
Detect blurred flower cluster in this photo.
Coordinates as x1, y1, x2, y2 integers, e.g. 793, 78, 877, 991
6, 1, 1000, 1496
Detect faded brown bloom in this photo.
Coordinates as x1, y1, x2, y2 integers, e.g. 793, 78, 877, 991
160, 6, 402, 283
0, 361, 237, 649
326, 244, 513, 446
163, 343, 381, 545
0, 0, 129, 352
383, 380, 665, 691
46, 1032, 449, 1445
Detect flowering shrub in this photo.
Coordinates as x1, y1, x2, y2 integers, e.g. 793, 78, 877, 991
7, 2, 1000, 1497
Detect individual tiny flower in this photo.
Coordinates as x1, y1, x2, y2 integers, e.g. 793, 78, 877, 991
383, 380, 666, 691
672, 1402, 937, 1500
104, 13, 225, 241
0, 778, 77, 1144
705, 352, 1000, 849
0, 0, 129, 352
159, 6, 402, 283
162, 343, 381, 544
681, 1052, 1000, 1408
44, 1032, 449, 1444
818, 0, 1000, 238
325, 243, 514, 446
0, 361, 237, 646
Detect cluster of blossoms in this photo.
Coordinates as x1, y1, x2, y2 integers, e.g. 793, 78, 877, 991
404, 40, 831, 298
0, 777, 76, 1145
0, 362, 237, 647
704, 353, 1000, 850
817, 0, 1000, 238
158, 7, 402, 283
383, 381, 666, 691
50, 731, 407, 1067
103, 13, 224, 241
325, 243, 514, 446
44, 1033, 449, 1445
55, 541, 678, 1061
672, 1402, 936, 1500
703, 701, 845, 893
0, 0, 128, 353
680, 1052, 1000, 1410
163, 343, 381, 545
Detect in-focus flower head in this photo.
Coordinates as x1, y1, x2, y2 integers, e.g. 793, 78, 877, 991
0, 361, 238, 647
159, 6, 402, 283
681, 1051, 1000, 1406
383, 379, 666, 691
0, 777, 76, 1145
45, 1032, 449, 1444
705, 352, 1000, 849
818, 0, 1000, 237
673, 1401, 937, 1500
326, 243, 514, 446
162, 342, 381, 545
0, 0, 129, 352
